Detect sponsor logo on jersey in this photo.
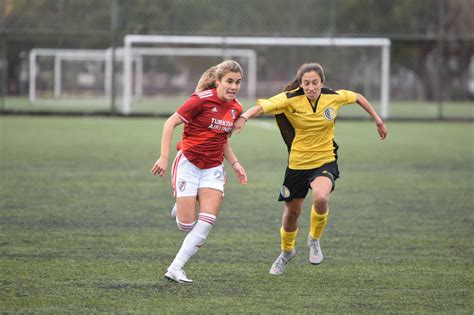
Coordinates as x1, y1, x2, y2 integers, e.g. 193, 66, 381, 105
212, 107, 218, 112
323, 106, 336, 120
208, 117, 233, 132
178, 180, 186, 192
280, 185, 291, 198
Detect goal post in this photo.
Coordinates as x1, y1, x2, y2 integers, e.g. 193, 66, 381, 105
123, 35, 390, 118
29, 49, 106, 102
29, 48, 145, 103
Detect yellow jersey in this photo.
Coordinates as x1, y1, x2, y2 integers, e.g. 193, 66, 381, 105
258, 87, 357, 169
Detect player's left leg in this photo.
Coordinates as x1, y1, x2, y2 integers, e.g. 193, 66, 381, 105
308, 176, 333, 264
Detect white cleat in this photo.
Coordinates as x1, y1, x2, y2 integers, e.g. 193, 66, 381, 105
269, 249, 296, 275
170, 203, 177, 219
164, 268, 193, 284
308, 235, 324, 265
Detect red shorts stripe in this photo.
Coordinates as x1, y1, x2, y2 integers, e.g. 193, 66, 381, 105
171, 151, 183, 194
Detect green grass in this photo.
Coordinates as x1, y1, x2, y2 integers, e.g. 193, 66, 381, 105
2, 96, 473, 120
1, 116, 473, 313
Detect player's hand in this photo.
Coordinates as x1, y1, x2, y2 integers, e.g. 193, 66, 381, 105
151, 157, 168, 177
377, 122, 387, 140
232, 162, 247, 185
231, 116, 247, 136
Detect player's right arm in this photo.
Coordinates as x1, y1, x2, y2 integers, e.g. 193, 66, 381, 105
151, 113, 183, 177
232, 105, 264, 134
232, 92, 287, 136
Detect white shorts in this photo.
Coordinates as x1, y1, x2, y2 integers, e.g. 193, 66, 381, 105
171, 151, 226, 197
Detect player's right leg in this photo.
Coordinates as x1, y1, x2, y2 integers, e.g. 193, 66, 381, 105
171, 153, 199, 232
270, 199, 304, 275
175, 197, 197, 232
165, 155, 201, 283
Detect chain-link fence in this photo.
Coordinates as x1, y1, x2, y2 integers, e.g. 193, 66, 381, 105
1, 0, 473, 119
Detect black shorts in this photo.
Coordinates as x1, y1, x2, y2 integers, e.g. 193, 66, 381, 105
278, 161, 340, 202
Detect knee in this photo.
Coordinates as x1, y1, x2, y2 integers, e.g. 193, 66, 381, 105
313, 193, 329, 211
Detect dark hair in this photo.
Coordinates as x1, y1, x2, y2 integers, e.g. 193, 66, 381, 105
195, 60, 243, 93
283, 63, 325, 92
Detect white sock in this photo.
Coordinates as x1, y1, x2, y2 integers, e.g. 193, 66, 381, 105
168, 213, 216, 271
176, 217, 196, 232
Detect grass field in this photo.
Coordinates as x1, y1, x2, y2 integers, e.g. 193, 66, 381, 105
1, 116, 473, 313
2, 96, 473, 120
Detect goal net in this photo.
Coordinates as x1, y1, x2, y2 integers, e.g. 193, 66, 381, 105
123, 35, 390, 118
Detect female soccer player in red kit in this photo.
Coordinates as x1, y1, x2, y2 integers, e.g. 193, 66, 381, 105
151, 60, 247, 284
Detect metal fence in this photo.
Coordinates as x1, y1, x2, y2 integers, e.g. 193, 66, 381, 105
1, 0, 473, 119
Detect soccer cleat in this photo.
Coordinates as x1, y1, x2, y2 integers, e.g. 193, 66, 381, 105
269, 249, 296, 275
164, 268, 193, 284
170, 203, 177, 219
307, 235, 324, 265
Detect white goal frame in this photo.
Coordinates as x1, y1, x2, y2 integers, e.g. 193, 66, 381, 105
29, 48, 144, 102
123, 35, 390, 118
29, 47, 257, 107
122, 39, 258, 114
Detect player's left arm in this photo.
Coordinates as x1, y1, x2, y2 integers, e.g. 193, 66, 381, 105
355, 93, 387, 140
223, 141, 247, 184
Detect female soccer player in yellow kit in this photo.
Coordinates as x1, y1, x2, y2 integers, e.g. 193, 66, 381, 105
232, 62, 387, 275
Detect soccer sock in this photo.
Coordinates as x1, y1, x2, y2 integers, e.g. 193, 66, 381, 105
280, 227, 298, 252
309, 205, 329, 240
176, 217, 196, 232
168, 213, 216, 271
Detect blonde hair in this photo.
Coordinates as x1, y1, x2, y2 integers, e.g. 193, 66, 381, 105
195, 60, 243, 93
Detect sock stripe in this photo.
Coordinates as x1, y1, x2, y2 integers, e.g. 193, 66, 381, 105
177, 220, 196, 232
198, 213, 216, 225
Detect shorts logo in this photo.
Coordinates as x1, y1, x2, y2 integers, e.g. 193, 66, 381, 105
178, 180, 186, 192
323, 107, 336, 120
280, 185, 291, 198
214, 170, 224, 182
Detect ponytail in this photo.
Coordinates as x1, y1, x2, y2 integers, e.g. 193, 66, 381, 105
195, 66, 217, 93
283, 79, 300, 92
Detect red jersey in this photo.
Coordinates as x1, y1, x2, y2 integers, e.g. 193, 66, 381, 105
176, 89, 243, 169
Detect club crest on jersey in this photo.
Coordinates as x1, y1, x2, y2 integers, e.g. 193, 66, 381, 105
280, 185, 291, 198
230, 109, 237, 119
323, 106, 336, 120
178, 180, 186, 192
